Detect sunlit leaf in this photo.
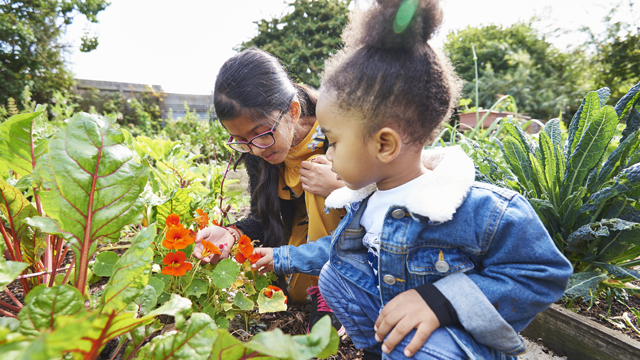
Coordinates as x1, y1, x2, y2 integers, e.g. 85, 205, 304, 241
0, 111, 47, 177
211, 259, 239, 289
0, 178, 41, 266
18, 285, 83, 336
257, 288, 287, 314
92, 251, 119, 277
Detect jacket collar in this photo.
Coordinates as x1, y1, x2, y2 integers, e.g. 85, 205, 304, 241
324, 146, 476, 223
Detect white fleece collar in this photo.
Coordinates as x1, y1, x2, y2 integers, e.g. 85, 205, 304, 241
324, 146, 476, 223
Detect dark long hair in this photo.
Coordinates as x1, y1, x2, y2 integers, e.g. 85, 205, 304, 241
214, 48, 318, 247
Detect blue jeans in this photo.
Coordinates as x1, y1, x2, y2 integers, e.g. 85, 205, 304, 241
318, 263, 516, 360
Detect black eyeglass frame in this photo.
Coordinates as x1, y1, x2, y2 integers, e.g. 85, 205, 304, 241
225, 109, 287, 153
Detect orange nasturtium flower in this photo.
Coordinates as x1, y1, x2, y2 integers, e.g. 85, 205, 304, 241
264, 285, 287, 304
166, 213, 181, 228
163, 225, 195, 249
234, 235, 253, 263
201, 239, 222, 258
195, 209, 210, 230
161, 251, 193, 276
248, 252, 262, 264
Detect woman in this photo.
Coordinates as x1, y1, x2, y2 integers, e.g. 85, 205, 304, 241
196, 48, 345, 332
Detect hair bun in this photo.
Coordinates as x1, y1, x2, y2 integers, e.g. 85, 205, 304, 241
345, 0, 443, 50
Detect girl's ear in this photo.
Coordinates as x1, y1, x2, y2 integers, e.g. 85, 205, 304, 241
374, 127, 402, 163
289, 100, 302, 124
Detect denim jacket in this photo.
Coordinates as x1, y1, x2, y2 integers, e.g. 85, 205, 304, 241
272, 146, 573, 356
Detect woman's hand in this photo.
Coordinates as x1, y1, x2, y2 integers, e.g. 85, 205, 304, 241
193, 226, 235, 265
300, 156, 344, 198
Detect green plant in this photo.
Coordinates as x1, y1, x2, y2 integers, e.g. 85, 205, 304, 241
485, 82, 640, 301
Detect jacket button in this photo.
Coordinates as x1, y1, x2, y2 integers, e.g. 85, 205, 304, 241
391, 209, 405, 219
382, 274, 396, 285
435, 260, 450, 273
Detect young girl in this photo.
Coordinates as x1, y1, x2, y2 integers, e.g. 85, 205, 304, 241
252, 0, 573, 359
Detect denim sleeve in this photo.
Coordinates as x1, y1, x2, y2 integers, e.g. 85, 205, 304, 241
434, 194, 572, 355
272, 235, 332, 276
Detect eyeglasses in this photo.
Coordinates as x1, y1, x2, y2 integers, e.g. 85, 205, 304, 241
226, 109, 286, 153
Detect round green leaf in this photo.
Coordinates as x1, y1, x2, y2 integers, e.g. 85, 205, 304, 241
185, 279, 208, 298
148, 276, 165, 298
255, 275, 269, 291
211, 259, 239, 289
136, 285, 158, 315
257, 288, 287, 313
233, 292, 254, 311
93, 251, 119, 277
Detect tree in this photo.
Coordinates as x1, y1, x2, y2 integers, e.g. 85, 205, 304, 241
0, 0, 109, 108
444, 22, 593, 121
583, 1, 640, 102
238, 0, 350, 88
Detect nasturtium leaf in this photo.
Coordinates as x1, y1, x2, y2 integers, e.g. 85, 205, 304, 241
18, 285, 83, 336
222, 303, 233, 312
157, 292, 171, 305
244, 282, 256, 296
136, 285, 158, 315
92, 251, 119, 277
214, 316, 230, 330
202, 304, 216, 319
148, 276, 165, 298
185, 279, 208, 298
0, 111, 47, 177
255, 275, 269, 291
257, 288, 287, 313
233, 292, 254, 311
101, 225, 156, 314
211, 259, 240, 289
137, 313, 218, 360
31, 112, 149, 290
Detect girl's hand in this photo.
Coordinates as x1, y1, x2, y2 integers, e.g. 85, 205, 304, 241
374, 289, 440, 358
251, 247, 274, 275
193, 226, 234, 264
300, 156, 344, 198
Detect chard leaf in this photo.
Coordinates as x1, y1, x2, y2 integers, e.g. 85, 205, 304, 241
101, 224, 156, 314
563, 106, 619, 197
563, 271, 608, 300
0, 178, 41, 266
137, 313, 218, 360
134, 136, 180, 162
18, 285, 83, 336
123, 320, 163, 360
154, 188, 193, 228
0, 259, 29, 292
0, 111, 47, 177
31, 113, 149, 291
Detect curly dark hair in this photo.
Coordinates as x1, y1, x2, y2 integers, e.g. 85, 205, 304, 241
321, 0, 462, 145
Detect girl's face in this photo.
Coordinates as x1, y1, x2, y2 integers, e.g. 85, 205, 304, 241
223, 108, 297, 165
316, 91, 382, 190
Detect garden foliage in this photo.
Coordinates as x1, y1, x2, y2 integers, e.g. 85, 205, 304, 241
0, 111, 338, 359
474, 82, 640, 301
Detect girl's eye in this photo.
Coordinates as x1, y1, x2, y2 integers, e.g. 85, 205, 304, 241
328, 142, 336, 148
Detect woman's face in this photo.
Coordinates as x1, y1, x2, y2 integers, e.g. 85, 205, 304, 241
223, 108, 296, 165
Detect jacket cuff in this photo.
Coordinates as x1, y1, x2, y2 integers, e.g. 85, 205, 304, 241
272, 246, 291, 275
414, 283, 459, 327
433, 272, 525, 355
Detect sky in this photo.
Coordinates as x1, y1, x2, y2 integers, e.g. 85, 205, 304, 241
62, 0, 630, 95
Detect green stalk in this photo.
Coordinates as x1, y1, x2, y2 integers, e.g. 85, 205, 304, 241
473, 45, 479, 125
